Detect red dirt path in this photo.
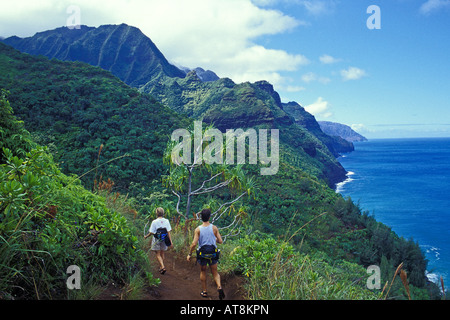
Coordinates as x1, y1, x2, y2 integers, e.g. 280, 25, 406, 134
97, 249, 246, 300
145, 251, 246, 300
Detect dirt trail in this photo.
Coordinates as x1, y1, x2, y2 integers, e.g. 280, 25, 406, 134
145, 251, 246, 300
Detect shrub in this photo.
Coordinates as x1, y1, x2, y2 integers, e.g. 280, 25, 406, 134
221, 233, 377, 300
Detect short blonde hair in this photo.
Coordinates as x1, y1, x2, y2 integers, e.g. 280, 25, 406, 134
155, 207, 164, 217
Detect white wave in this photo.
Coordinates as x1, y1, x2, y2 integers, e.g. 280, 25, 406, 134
426, 271, 440, 284
335, 171, 355, 194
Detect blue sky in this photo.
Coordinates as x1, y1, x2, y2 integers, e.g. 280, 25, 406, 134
254, 0, 450, 138
0, 0, 449, 138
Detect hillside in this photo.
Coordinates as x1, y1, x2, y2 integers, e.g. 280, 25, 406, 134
2, 24, 186, 87
283, 101, 354, 155
0, 33, 437, 300
2, 24, 348, 188
142, 71, 349, 186
0, 41, 190, 193
318, 121, 368, 143
0, 89, 155, 299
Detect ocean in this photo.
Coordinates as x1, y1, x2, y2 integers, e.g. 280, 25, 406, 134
336, 138, 450, 286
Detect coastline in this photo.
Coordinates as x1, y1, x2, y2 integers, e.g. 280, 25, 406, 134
335, 138, 450, 291
335, 170, 354, 194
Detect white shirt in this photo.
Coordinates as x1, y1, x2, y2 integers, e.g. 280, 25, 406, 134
149, 217, 172, 234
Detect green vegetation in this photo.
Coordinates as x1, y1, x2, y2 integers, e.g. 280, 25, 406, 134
142, 72, 348, 188
0, 43, 190, 195
161, 122, 258, 241
0, 90, 159, 299
0, 41, 441, 300
221, 233, 377, 300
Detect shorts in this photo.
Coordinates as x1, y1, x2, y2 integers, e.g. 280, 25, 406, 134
196, 245, 218, 266
197, 258, 218, 266
151, 239, 168, 251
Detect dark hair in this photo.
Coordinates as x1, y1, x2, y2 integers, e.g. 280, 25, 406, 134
200, 208, 211, 222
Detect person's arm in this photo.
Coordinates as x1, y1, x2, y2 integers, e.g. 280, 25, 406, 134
213, 225, 223, 244
144, 221, 154, 239
187, 227, 200, 261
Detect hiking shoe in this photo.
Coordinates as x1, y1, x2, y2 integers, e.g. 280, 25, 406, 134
218, 288, 225, 300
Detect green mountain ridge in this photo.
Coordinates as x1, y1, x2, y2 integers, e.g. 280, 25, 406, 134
0, 41, 190, 193
283, 101, 355, 155
2, 24, 186, 87
2, 24, 349, 188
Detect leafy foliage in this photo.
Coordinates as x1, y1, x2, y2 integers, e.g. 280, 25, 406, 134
0, 92, 152, 299
222, 233, 377, 300
161, 121, 257, 241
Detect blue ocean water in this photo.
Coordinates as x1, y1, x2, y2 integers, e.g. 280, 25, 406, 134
336, 138, 450, 286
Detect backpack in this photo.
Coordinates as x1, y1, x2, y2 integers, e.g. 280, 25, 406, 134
154, 227, 171, 246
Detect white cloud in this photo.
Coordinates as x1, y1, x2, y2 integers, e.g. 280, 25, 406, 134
0, 0, 308, 87
420, 0, 450, 15
301, 72, 330, 84
251, 0, 336, 16
351, 124, 368, 133
223, 45, 309, 84
340, 67, 367, 81
284, 85, 306, 92
298, 0, 335, 16
304, 97, 332, 118
251, 0, 279, 6
319, 54, 341, 64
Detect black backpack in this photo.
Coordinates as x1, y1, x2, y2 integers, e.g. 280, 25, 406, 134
154, 227, 171, 246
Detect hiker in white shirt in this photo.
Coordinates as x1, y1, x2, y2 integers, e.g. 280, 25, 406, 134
144, 207, 172, 274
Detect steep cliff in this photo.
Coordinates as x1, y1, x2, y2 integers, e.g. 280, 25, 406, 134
283, 101, 355, 156
318, 121, 368, 143
2, 24, 186, 87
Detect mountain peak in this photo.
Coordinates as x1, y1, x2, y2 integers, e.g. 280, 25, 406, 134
1, 24, 186, 87
192, 67, 220, 82
318, 121, 368, 142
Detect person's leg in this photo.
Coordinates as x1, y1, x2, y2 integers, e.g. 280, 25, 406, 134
210, 262, 225, 300
155, 250, 165, 271
200, 264, 208, 293
209, 263, 222, 289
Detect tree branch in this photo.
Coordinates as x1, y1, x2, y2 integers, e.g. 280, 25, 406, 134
219, 215, 243, 243
171, 190, 183, 218
191, 172, 223, 195
212, 191, 246, 223
191, 179, 231, 196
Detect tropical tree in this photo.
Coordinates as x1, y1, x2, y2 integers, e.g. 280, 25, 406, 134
162, 121, 257, 240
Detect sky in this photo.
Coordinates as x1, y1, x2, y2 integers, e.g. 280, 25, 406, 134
0, 0, 449, 139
